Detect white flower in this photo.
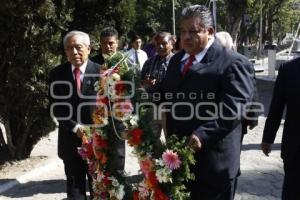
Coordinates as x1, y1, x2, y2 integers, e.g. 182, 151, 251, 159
94, 81, 100, 91
138, 181, 150, 198
155, 167, 172, 183
129, 115, 139, 127
154, 158, 164, 167
110, 184, 125, 200
108, 73, 121, 85
95, 172, 105, 183
116, 185, 125, 199
108, 86, 117, 101
110, 177, 120, 187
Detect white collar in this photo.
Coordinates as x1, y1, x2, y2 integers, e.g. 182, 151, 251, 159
71, 60, 88, 74
181, 37, 215, 63
131, 48, 141, 53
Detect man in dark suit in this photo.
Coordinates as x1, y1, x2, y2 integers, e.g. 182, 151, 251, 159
90, 27, 126, 173
161, 5, 255, 200
49, 31, 99, 199
261, 57, 300, 200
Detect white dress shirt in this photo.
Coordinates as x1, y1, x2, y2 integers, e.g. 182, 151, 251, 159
127, 48, 148, 70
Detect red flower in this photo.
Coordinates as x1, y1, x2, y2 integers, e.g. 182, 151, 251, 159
112, 65, 120, 73
84, 142, 94, 159
93, 151, 107, 164
133, 191, 139, 200
154, 188, 169, 200
128, 128, 143, 146
97, 96, 109, 105
115, 81, 126, 94
139, 158, 154, 176
147, 171, 158, 188
103, 172, 112, 186
93, 133, 108, 149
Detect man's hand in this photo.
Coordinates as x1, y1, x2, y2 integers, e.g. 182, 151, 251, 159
188, 134, 202, 151
76, 127, 85, 139
142, 77, 156, 88
261, 142, 272, 156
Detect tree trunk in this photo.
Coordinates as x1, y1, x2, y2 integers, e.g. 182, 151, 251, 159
4, 116, 16, 158
0, 120, 12, 163
0, 125, 5, 147
15, 120, 32, 159
225, 0, 248, 47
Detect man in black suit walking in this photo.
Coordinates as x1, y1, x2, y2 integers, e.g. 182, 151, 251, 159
261, 57, 300, 200
161, 5, 255, 200
49, 31, 99, 199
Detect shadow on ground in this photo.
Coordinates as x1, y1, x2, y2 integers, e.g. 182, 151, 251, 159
0, 178, 16, 185
237, 169, 283, 199
242, 143, 281, 151
1, 179, 66, 198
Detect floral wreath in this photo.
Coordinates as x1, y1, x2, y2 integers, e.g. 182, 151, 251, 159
78, 52, 195, 200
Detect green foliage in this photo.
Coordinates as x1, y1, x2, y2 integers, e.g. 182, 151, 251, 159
0, 0, 71, 159
240, 0, 300, 45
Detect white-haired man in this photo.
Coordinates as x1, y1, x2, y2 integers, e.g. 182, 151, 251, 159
49, 31, 99, 199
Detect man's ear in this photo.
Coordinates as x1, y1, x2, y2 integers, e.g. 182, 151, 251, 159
207, 27, 215, 36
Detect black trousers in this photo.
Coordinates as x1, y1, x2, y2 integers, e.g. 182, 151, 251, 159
63, 155, 93, 200
282, 156, 300, 200
188, 178, 237, 200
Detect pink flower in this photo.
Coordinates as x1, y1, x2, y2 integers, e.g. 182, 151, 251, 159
139, 157, 153, 175
162, 150, 181, 170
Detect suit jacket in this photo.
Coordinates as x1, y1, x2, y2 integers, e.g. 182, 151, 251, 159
162, 40, 255, 180
263, 57, 300, 162
90, 54, 105, 66
49, 60, 99, 160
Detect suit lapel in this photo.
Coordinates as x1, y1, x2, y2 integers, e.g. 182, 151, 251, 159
82, 60, 97, 95
63, 63, 77, 93
181, 40, 218, 81
167, 51, 186, 90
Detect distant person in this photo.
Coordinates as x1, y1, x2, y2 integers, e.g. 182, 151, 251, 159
261, 57, 300, 200
49, 31, 99, 199
142, 33, 157, 58
90, 27, 126, 173
141, 32, 174, 142
215, 31, 235, 50
127, 35, 148, 71
142, 32, 174, 89
121, 41, 129, 52
90, 27, 119, 65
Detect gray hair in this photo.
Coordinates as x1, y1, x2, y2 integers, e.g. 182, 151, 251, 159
63, 31, 90, 47
181, 5, 214, 28
216, 31, 234, 50
154, 32, 173, 41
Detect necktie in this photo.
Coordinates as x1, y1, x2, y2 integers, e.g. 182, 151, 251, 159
73, 67, 81, 92
135, 50, 140, 66
182, 55, 195, 75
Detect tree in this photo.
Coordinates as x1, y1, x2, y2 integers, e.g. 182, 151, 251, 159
0, 0, 71, 160
0, 0, 138, 161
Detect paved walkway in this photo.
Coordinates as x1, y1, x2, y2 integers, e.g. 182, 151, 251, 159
0, 78, 285, 200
